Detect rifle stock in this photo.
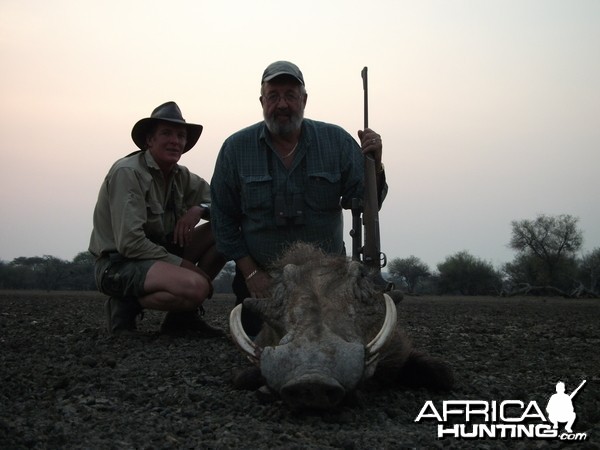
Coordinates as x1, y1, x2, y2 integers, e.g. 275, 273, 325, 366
362, 155, 381, 270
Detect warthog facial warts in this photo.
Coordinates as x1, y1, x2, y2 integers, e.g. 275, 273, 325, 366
230, 243, 454, 409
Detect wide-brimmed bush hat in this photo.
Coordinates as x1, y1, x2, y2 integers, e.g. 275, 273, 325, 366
131, 101, 203, 153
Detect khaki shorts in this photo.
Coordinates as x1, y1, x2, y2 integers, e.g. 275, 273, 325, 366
95, 254, 155, 299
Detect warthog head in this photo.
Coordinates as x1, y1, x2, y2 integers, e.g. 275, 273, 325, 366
230, 243, 401, 409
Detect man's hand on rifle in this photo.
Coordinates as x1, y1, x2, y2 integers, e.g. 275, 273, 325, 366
358, 128, 383, 171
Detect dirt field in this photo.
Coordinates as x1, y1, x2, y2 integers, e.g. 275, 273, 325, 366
1, 290, 598, 449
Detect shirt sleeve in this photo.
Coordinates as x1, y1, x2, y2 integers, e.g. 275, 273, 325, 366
182, 170, 211, 210
210, 141, 249, 262
108, 167, 181, 265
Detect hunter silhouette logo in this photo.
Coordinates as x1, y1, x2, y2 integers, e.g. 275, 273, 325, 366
546, 380, 586, 433
415, 379, 589, 441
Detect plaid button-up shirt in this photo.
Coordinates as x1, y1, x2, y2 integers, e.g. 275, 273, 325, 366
210, 119, 387, 267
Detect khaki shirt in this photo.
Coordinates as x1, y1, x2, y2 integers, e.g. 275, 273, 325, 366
89, 150, 210, 266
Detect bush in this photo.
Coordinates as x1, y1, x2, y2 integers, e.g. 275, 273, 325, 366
437, 251, 502, 295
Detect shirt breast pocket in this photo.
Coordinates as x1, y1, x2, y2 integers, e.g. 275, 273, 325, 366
241, 175, 273, 212
147, 201, 165, 218
145, 201, 167, 240
306, 172, 341, 211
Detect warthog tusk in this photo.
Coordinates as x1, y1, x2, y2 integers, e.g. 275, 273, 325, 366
229, 304, 261, 365
365, 293, 397, 367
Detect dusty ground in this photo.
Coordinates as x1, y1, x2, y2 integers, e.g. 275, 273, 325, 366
0, 290, 598, 449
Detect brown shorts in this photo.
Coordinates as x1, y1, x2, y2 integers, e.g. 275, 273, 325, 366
94, 255, 155, 299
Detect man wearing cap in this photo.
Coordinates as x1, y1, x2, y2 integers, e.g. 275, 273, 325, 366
210, 61, 387, 335
89, 101, 225, 336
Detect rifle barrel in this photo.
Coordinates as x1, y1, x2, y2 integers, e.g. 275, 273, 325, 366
361, 67, 368, 129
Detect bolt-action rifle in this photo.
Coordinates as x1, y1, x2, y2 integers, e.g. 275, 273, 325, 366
350, 67, 393, 291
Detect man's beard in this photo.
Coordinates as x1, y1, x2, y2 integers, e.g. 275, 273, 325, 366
264, 109, 304, 137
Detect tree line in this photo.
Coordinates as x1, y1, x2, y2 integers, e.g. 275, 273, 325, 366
0, 252, 237, 293
1, 214, 598, 297
387, 214, 599, 297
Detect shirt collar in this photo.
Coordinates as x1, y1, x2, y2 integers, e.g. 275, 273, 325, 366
259, 120, 309, 148
142, 150, 180, 174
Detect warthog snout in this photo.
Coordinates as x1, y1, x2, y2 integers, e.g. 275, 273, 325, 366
280, 374, 346, 409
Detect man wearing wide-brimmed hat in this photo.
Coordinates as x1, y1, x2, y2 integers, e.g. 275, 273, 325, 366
89, 101, 225, 336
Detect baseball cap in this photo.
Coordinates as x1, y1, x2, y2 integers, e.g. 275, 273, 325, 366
261, 61, 304, 85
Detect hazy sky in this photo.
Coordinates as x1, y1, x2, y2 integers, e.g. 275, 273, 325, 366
1, 0, 599, 270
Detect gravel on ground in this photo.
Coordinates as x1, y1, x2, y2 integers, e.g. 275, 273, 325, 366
1, 291, 598, 449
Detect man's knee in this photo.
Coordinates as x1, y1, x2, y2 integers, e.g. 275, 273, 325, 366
183, 272, 211, 304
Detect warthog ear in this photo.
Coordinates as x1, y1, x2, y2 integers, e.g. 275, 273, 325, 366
348, 260, 363, 278
282, 263, 299, 280
348, 260, 374, 303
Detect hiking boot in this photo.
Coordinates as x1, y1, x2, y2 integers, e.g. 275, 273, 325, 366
160, 309, 225, 338
105, 296, 143, 335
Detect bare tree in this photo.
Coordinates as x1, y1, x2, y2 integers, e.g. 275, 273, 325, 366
388, 256, 430, 294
